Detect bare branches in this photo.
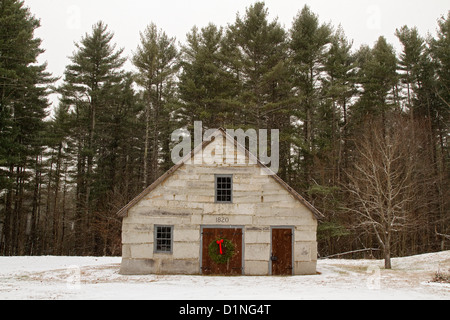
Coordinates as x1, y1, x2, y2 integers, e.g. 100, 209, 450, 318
344, 115, 434, 268
436, 228, 450, 241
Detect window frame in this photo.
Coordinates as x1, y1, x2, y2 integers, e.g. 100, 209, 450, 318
154, 225, 174, 254
215, 174, 233, 204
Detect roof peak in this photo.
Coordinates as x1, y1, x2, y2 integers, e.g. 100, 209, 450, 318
117, 127, 323, 220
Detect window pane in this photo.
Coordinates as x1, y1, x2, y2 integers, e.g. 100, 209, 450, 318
216, 175, 232, 203
155, 226, 172, 253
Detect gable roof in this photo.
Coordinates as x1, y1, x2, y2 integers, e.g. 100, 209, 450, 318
117, 128, 323, 220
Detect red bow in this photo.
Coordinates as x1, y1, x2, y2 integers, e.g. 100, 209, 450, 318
216, 239, 224, 255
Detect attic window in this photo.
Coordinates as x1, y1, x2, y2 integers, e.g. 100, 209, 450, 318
215, 175, 233, 203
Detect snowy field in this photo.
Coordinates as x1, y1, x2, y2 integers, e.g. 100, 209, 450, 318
0, 251, 449, 300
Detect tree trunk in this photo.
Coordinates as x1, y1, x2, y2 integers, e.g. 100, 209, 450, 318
2, 165, 14, 255
384, 240, 392, 269
52, 143, 63, 254
60, 169, 68, 255
27, 155, 41, 255
143, 98, 151, 188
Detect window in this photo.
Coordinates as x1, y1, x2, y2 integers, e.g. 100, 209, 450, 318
154, 225, 173, 253
215, 175, 233, 203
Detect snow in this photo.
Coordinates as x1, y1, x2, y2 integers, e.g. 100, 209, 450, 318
0, 252, 449, 300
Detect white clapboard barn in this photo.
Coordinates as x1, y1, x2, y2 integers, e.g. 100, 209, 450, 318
117, 128, 322, 276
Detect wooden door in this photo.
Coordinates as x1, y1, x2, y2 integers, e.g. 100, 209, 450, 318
201, 228, 243, 275
271, 228, 293, 276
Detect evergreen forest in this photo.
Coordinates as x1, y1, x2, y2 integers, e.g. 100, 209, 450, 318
1, 1, 449, 263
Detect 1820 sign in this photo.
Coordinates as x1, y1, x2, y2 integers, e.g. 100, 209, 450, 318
216, 217, 230, 223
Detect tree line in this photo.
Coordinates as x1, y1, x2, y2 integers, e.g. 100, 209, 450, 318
0, 1, 448, 263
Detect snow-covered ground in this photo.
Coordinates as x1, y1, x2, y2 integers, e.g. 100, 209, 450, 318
0, 252, 449, 300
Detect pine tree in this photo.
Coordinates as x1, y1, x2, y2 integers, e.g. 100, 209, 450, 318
59, 21, 126, 254
354, 36, 398, 121
40, 103, 72, 255
289, 5, 332, 190
91, 72, 140, 255
223, 2, 294, 181
132, 23, 179, 186
0, 0, 54, 255
431, 13, 450, 109
311, 27, 356, 250
395, 26, 425, 117
227, 2, 292, 130
429, 12, 450, 250
179, 24, 238, 129
429, 13, 450, 146
322, 26, 356, 183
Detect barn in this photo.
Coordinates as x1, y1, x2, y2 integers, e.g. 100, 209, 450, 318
117, 128, 322, 276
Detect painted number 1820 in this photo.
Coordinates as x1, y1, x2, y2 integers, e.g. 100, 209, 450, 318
216, 217, 230, 223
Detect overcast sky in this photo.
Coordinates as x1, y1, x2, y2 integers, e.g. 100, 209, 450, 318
25, 0, 449, 106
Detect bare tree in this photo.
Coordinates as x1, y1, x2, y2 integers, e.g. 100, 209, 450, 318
345, 116, 426, 269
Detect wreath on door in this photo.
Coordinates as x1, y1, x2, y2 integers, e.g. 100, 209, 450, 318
208, 238, 236, 264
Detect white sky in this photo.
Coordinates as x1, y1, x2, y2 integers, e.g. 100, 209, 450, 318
25, 0, 449, 107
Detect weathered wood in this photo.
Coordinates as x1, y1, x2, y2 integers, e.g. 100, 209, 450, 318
272, 229, 293, 276
201, 228, 243, 275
